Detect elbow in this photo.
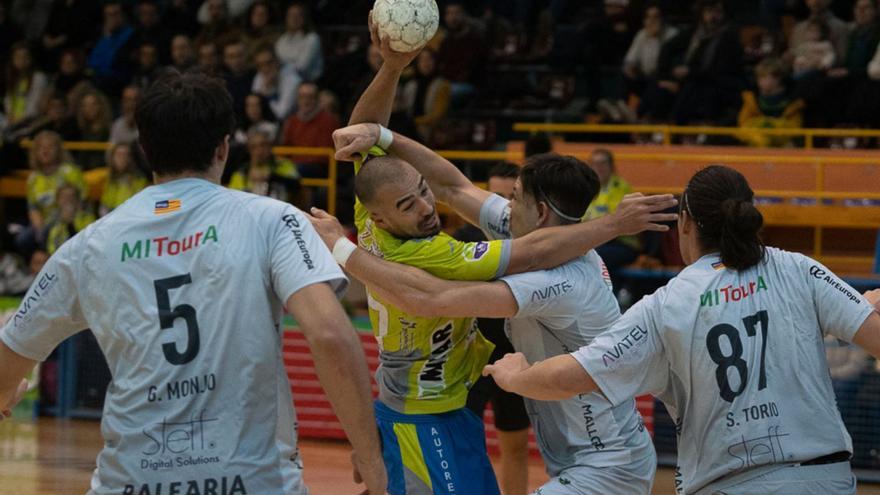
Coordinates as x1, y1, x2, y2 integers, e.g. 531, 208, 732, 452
550, 367, 595, 400
403, 292, 446, 318
383, 289, 435, 318
305, 326, 356, 352
395, 288, 454, 318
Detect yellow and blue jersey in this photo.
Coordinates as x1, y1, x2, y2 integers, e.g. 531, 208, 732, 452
27, 163, 85, 219
46, 210, 96, 255
355, 148, 510, 414
584, 174, 640, 250
101, 175, 150, 214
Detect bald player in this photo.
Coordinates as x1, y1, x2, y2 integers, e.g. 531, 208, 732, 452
339, 19, 677, 495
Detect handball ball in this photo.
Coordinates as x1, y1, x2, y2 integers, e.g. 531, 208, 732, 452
373, 0, 440, 52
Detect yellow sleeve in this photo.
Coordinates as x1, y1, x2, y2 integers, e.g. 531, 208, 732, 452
62, 164, 86, 194
99, 180, 114, 210
604, 176, 633, 215
781, 99, 805, 126
386, 235, 512, 281
275, 159, 301, 180
738, 91, 761, 127
26, 174, 38, 210
228, 171, 247, 191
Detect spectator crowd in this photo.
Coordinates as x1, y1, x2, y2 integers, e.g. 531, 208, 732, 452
2, 0, 880, 281
1, 0, 879, 470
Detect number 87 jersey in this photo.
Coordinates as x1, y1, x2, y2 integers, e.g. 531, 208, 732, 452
1, 179, 348, 495
572, 247, 875, 495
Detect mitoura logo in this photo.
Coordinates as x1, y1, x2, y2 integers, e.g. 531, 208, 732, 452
700, 276, 768, 307
121, 226, 218, 262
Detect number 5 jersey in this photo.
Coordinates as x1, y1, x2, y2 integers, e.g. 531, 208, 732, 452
1, 178, 348, 495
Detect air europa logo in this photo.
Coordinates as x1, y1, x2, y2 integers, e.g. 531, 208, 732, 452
282, 214, 314, 270
121, 226, 218, 262
809, 264, 860, 303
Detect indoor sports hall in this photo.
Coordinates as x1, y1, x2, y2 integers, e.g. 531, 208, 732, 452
2, 1, 880, 494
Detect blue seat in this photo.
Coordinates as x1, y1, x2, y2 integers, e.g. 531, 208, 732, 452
874, 230, 880, 274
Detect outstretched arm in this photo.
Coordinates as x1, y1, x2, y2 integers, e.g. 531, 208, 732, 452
483, 352, 597, 401
0, 342, 33, 420
286, 283, 387, 494
505, 192, 676, 274
307, 208, 518, 318
348, 14, 420, 127
333, 125, 678, 272
348, 248, 518, 318
854, 290, 880, 359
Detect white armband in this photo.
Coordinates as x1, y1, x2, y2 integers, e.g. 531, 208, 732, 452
332, 237, 358, 268
376, 125, 394, 150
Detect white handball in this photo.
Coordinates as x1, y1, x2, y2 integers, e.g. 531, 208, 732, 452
373, 0, 440, 52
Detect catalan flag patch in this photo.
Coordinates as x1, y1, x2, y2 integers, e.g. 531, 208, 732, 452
711, 261, 726, 271
154, 199, 181, 215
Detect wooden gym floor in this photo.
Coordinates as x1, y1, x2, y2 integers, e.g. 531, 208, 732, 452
1, 418, 878, 494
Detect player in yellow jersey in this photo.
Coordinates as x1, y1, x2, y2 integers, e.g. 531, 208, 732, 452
341, 19, 677, 495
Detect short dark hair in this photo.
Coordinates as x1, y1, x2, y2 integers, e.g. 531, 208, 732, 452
488, 162, 520, 180
519, 153, 598, 225
135, 71, 235, 175
524, 133, 552, 157
683, 165, 765, 270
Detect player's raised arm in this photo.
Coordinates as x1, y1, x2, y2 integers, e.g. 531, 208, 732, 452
285, 283, 387, 494
334, 125, 491, 225
348, 14, 420, 127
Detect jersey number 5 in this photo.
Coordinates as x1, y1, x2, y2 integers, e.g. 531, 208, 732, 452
706, 310, 769, 402
154, 274, 200, 365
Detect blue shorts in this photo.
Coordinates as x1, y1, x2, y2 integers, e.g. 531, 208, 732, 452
375, 401, 500, 495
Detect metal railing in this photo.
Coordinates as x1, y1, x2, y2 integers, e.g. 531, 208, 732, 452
17, 140, 340, 215
10, 139, 880, 264
512, 122, 880, 149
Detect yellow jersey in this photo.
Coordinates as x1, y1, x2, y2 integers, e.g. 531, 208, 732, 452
356, 148, 510, 414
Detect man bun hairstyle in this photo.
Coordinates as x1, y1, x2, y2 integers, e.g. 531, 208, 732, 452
519, 153, 598, 225
684, 165, 765, 270
135, 70, 236, 175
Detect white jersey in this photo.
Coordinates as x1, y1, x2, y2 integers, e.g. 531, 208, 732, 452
481, 194, 655, 477
573, 248, 875, 494
1, 178, 347, 495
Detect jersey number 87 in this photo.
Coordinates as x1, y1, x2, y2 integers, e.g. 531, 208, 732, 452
706, 310, 770, 402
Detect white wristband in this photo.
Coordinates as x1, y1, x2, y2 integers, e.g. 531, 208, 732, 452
376, 125, 394, 150
332, 237, 358, 268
